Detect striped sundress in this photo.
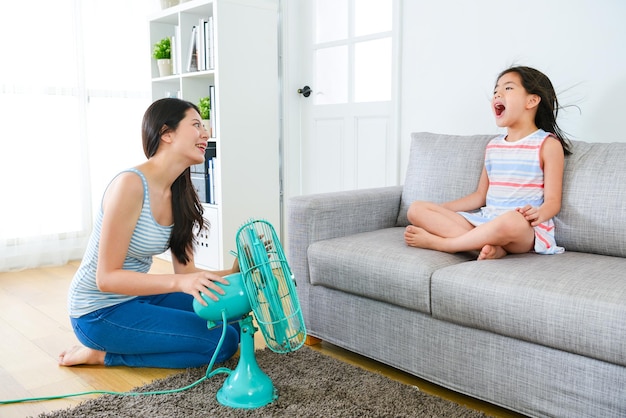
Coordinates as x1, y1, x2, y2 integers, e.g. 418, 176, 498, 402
459, 129, 564, 254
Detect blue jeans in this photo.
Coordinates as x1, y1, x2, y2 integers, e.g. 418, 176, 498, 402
70, 293, 240, 368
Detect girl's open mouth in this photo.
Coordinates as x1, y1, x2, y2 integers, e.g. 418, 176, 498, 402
494, 103, 505, 116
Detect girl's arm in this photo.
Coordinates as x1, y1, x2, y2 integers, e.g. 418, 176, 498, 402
95, 173, 228, 303
442, 167, 489, 212
519, 137, 564, 226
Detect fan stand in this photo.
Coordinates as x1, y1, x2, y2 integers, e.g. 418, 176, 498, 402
216, 315, 277, 409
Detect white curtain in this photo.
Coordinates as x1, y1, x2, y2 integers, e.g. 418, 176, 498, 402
0, 0, 154, 271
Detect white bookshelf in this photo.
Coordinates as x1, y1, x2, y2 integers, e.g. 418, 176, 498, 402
149, 0, 280, 270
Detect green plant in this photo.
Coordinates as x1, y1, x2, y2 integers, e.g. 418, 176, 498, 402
198, 96, 211, 120
152, 37, 171, 60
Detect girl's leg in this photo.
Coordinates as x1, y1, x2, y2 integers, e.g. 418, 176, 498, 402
406, 210, 535, 258
69, 293, 240, 368
405, 201, 474, 248
406, 201, 474, 237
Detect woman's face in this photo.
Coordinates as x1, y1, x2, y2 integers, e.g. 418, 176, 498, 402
168, 108, 210, 165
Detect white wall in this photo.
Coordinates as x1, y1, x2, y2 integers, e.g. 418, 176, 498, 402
400, 0, 626, 175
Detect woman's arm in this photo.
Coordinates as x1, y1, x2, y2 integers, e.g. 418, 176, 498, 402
172, 251, 239, 277
94, 173, 228, 303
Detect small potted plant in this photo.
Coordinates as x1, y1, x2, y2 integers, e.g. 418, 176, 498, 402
153, 37, 172, 77
198, 96, 212, 135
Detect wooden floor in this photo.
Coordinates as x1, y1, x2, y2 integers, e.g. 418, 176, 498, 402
0, 258, 525, 418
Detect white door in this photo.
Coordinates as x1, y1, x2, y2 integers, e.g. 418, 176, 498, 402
283, 0, 401, 198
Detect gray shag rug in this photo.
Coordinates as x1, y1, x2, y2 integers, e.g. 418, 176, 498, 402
37, 347, 487, 418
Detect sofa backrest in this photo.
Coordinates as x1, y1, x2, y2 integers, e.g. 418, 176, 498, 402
556, 140, 626, 257
396, 132, 493, 226
398, 132, 626, 258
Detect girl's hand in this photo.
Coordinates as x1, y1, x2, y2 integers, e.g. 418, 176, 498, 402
179, 271, 230, 306
516, 205, 542, 227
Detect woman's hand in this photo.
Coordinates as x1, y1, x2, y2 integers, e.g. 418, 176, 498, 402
179, 271, 230, 306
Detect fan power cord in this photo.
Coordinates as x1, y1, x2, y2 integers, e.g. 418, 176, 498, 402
0, 311, 232, 405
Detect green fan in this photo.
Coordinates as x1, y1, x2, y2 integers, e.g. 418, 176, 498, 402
193, 219, 306, 408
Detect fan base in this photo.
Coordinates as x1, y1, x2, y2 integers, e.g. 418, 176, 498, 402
216, 315, 278, 409
217, 374, 277, 409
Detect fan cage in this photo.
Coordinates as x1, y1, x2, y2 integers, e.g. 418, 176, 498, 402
236, 219, 306, 353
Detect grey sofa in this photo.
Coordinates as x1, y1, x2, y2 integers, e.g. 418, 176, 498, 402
287, 132, 626, 418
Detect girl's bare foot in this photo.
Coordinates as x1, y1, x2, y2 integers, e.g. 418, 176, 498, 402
404, 225, 434, 248
58, 345, 106, 366
478, 244, 507, 260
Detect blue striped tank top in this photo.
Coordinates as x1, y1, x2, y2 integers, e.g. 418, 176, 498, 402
68, 168, 173, 318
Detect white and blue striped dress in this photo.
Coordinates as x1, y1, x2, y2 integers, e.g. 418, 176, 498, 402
68, 168, 173, 318
459, 129, 564, 254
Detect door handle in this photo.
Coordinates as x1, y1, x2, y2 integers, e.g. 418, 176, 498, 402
297, 85, 312, 97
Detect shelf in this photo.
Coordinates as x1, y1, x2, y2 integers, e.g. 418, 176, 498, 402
180, 69, 215, 78
149, 0, 213, 22
151, 74, 179, 82
149, 0, 280, 270
151, 70, 214, 83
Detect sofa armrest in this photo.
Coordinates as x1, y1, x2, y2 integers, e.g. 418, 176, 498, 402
286, 186, 402, 283
288, 186, 402, 242
286, 186, 402, 333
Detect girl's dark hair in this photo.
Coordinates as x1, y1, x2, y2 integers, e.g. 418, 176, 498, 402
497, 66, 572, 155
142, 97, 206, 265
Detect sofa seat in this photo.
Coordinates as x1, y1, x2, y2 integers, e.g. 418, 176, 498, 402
431, 252, 626, 367
309, 229, 626, 367
308, 227, 474, 314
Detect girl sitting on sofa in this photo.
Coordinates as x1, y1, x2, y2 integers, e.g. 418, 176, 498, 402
404, 66, 571, 260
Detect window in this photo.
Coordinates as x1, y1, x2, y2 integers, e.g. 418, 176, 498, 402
0, 0, 152, 271
314, 0, 393, 104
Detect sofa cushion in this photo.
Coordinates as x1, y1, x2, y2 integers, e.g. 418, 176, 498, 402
555, 140, 626, 257
307, 227, 474, 314
430, 252, 626, 367
396, 132, 493, 226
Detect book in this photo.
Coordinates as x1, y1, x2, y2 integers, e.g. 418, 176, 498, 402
208, 157, 216, 204
186, 25, 198, 72
209, 85, 216, 137
206, 17, 214, 69
197, 18, 206, 71
171, 33, 177, 74
212, 157, 219, 204
172, 25, 181, 74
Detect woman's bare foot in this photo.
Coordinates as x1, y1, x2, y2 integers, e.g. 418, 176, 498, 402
478, 244, 507, 260
58, 345, 106, 366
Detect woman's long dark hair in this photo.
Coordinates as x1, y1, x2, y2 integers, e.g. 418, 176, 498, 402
142, 98, 206, 265
497, 66, 572, 155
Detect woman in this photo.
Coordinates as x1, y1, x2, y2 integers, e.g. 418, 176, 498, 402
59, 98, 239, 368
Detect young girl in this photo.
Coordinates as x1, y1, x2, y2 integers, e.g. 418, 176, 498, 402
404, 66, 571, 260
59, 98, 240, 368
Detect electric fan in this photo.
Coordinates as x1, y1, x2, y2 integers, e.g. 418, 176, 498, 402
193, 219, 306, 409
